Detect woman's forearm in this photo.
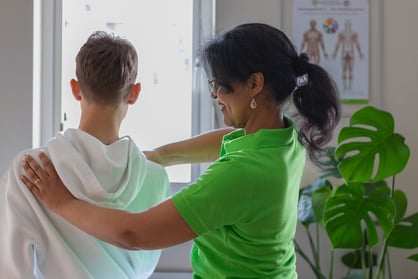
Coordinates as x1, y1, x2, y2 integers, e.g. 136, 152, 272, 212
147, 128, 233, 166
47, 197, 195, 250
56, 198, 139, 249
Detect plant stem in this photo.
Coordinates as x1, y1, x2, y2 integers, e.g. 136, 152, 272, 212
362, 229, 369, 279
386, 250, 392, 279
328, 249, 334, 279
307, 226, 321, 273
375, 239, 388, 279
294, 240, 326, 279
361, 247, 367, 279
375, 175, 397, 279
390, 175, 396, 197
315, 224, 321, 271
368, 246, 373, 279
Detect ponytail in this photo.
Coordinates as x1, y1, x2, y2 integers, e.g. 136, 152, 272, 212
292, 54, 341, 164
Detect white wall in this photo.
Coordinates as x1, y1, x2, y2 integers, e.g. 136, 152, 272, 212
0, 0, 33, 174
1, 0, 417, 277
215, 0, 282, 33
380, 1, 418, 277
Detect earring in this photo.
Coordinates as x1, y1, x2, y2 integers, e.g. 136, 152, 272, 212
250, 98, 257, 109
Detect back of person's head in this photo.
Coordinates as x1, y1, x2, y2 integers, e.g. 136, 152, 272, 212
200, 23, 341, 164
76, 31, 138, 106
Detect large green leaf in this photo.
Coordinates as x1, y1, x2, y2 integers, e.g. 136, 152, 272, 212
341, 250, 377, 269
298, 178, 332, 226
408, 253, 418, 262
311, 186, 332, 226
323, 182, 395, 249
387, 213, 418, 249
392, 189, 408, 225
335, 106, 410, 183
317, 147, 343, 179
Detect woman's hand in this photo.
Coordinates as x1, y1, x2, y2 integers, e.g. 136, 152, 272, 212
143, 150, 164, 165
20, 150, 75, 213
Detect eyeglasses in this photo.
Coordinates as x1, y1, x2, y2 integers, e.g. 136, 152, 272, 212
208, 79, 218, 93
208, 79, 221, 99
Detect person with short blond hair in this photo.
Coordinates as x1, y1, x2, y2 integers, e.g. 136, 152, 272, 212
0, 31, 170, 279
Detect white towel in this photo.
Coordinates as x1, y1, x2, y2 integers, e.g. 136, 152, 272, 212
0, 129, 170, 279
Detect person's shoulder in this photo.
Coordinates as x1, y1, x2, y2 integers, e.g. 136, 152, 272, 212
11, 147, 47, 167
125, 136, 166, 174
125, 137, 169, 182
1, 147, 45, 196
141, 159, 171, 197
144, 159, 169, 183
146, 159, 167, 174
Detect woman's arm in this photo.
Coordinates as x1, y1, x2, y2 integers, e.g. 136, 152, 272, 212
144, 128, 234, 166
20, 151, 196, 250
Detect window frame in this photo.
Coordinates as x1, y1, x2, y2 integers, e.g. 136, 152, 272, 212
35, 0, 216, 191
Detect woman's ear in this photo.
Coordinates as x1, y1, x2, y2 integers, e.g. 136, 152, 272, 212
70, 79, 82, 101
248, 72, 264, 96
127, 83, 141, 105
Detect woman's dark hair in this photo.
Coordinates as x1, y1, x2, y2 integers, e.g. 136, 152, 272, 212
200, 23, 341, 164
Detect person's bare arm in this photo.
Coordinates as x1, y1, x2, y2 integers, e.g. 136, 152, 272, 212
144, 128, 234, 166
20, 151, 196, 250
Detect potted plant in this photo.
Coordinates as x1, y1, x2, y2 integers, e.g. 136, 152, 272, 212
296, 106, 418, 279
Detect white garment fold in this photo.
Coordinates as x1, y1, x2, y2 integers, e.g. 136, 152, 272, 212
0, 129, 170, 279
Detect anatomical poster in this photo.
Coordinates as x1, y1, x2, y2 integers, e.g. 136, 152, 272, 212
292, 0, 369, 103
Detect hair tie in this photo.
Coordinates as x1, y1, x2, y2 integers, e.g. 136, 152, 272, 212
296, 73, 309, 88
292, 53, 310, 93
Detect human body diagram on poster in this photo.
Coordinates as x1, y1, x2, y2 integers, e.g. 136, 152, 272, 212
300, 19, 364, 92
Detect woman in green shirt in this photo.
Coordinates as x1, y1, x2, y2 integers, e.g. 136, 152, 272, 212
21, 23, 340, 278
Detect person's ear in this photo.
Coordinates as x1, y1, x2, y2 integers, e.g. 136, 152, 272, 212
248, 72, 264, 96
70, 79, 82, 101
127, 83, 141, 105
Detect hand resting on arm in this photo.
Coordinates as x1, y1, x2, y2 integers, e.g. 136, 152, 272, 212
20, 151, 196, 250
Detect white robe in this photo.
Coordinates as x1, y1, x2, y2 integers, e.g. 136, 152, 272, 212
0, 129, 170, 279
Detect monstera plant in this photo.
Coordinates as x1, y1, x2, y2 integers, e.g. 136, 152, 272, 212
295, 106, 418, 279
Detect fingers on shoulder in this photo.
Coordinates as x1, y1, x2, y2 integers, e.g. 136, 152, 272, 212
38, 151, 56, 173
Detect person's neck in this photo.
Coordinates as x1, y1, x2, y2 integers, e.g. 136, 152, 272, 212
244, 100, 284, 134
244, 111, 284, 134
78, 105, 123, 145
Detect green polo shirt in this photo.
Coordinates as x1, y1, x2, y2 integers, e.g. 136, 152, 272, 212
172, 117, 305, 278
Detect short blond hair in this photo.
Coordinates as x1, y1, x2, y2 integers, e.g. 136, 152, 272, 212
75, 31, 138, 105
